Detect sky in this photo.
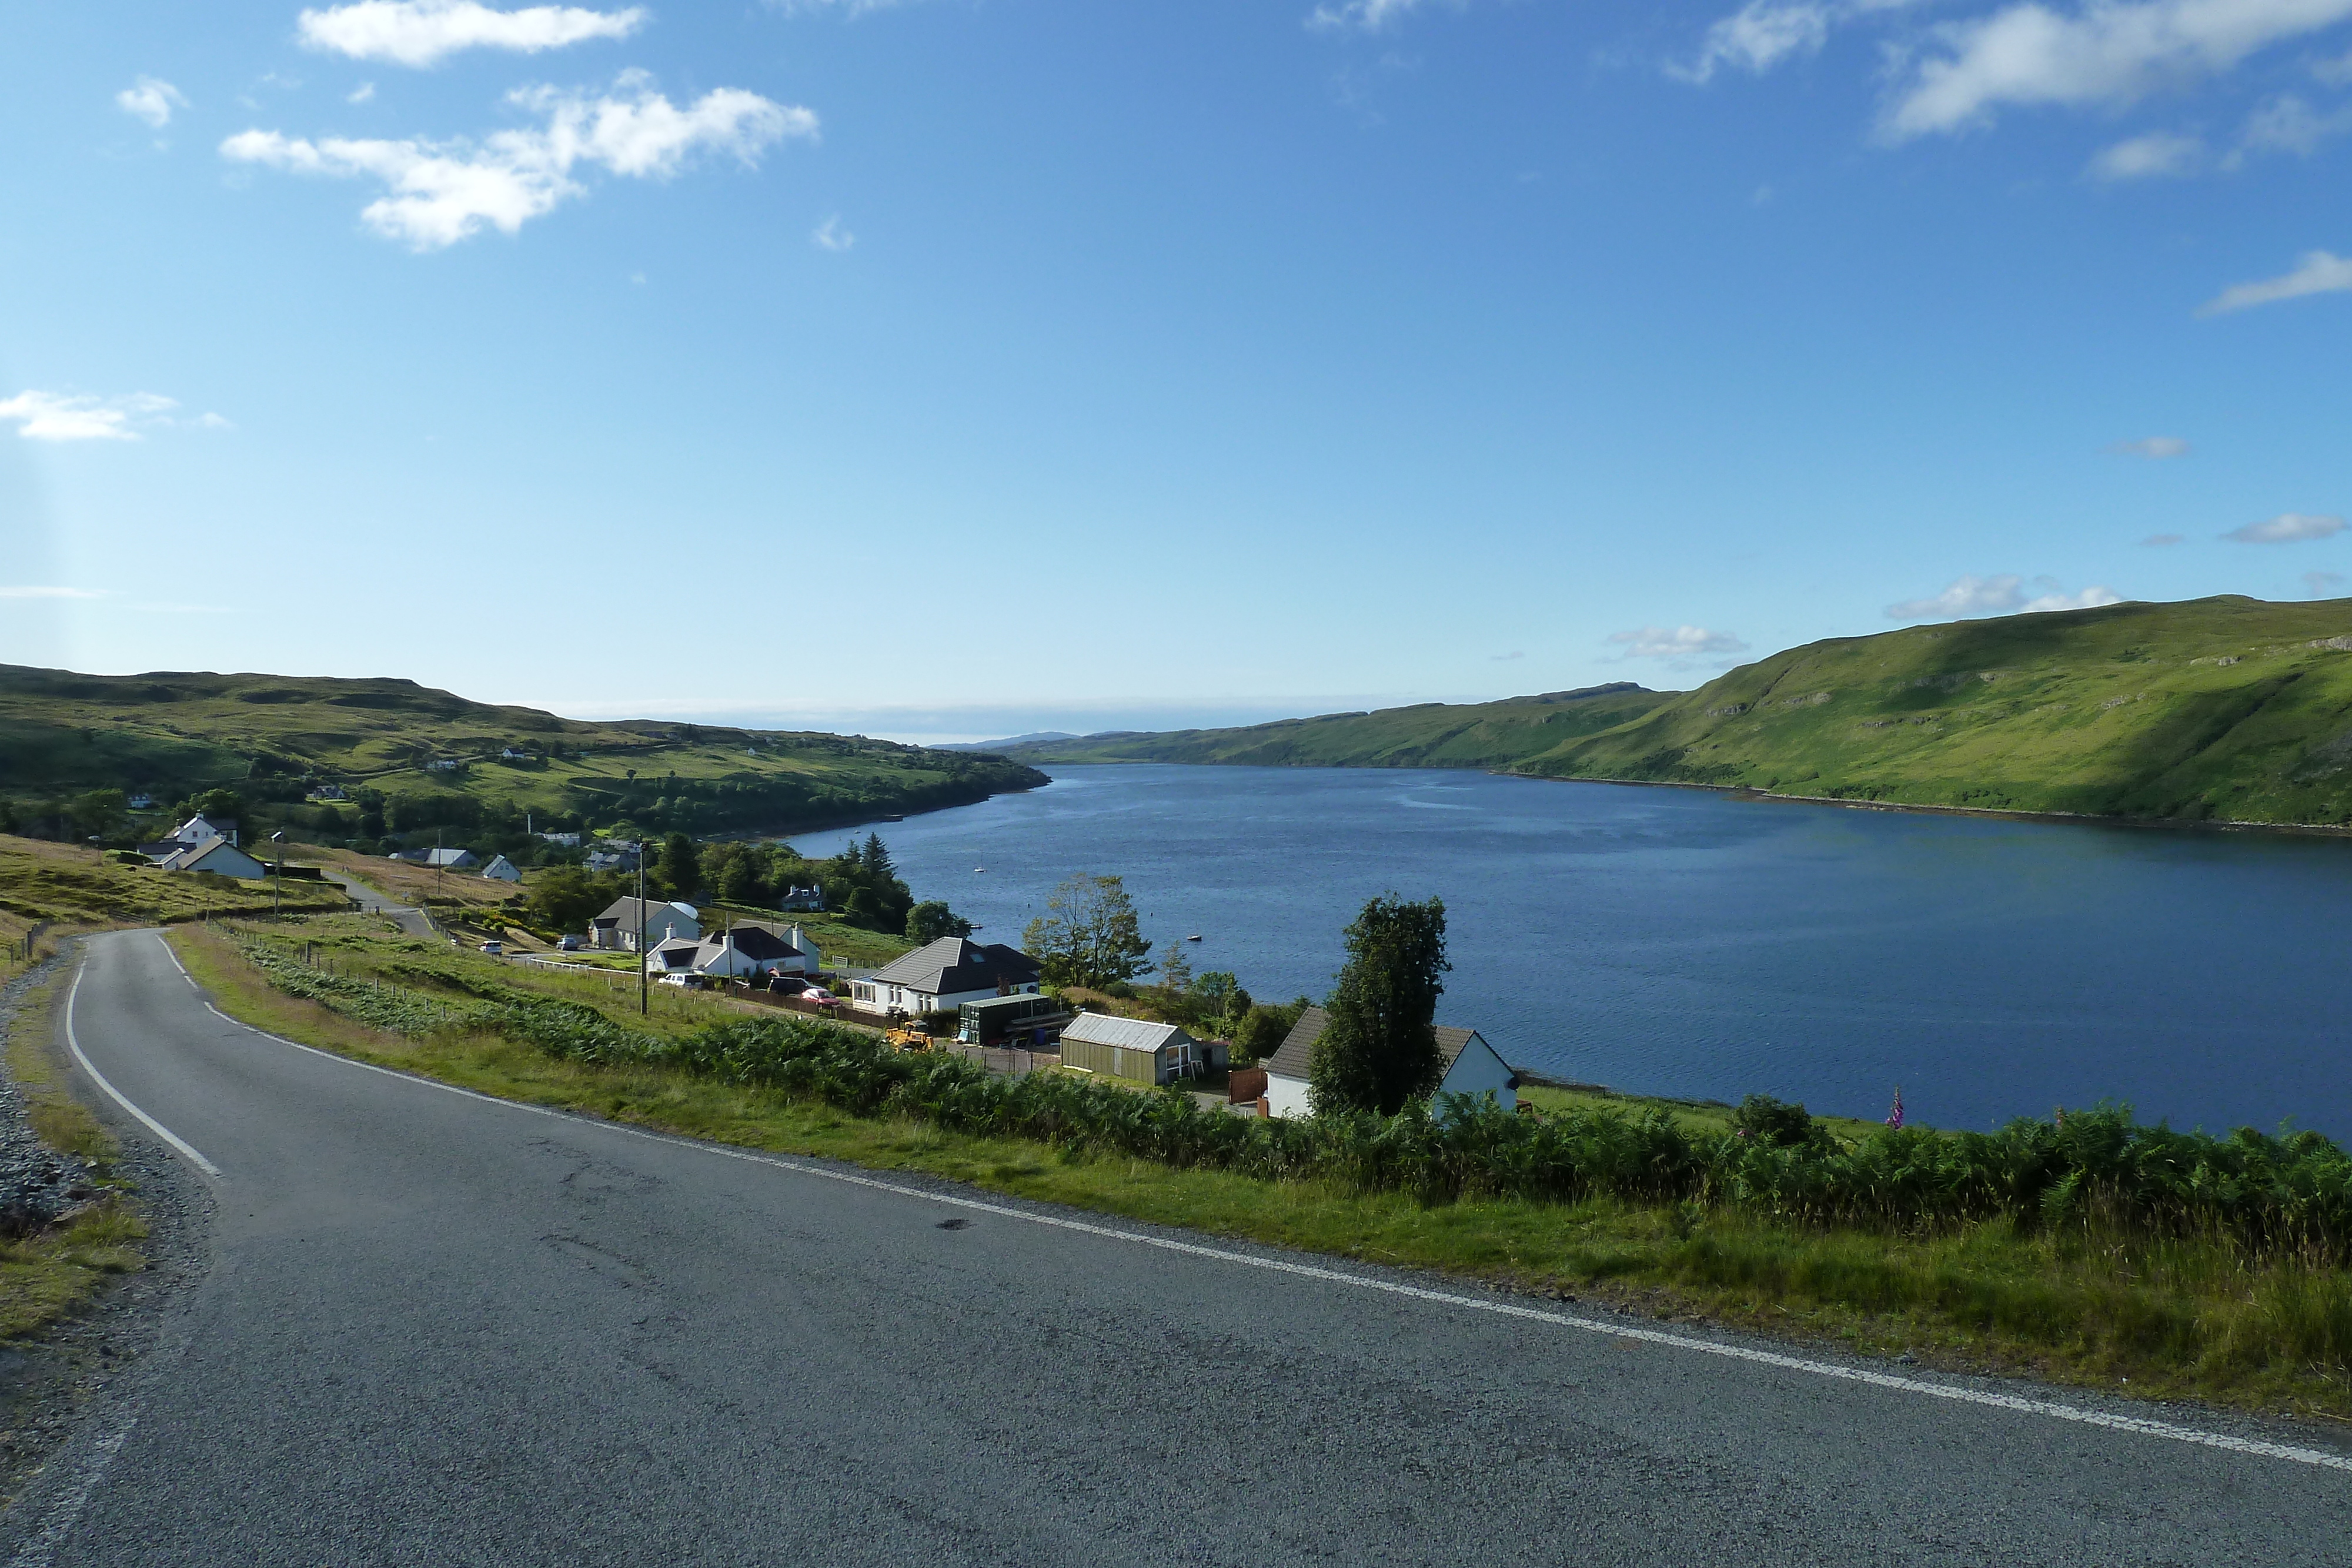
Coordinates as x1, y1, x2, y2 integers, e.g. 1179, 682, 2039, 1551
2, 0, 2349, 743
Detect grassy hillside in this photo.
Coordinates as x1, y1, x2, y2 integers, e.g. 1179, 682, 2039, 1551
997, 683, 1672, 768
0, 664, 1045, 844
1521, 596, 2352, 825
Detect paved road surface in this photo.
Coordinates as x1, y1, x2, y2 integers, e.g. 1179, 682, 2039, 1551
316, 870, 439, 941
14, 929, 2351, 1565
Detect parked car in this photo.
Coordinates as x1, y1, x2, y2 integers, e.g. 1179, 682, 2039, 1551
557, 934, 582, 952
479, 940, 503, 955
800, 987, 838, 1008
658, 972, 703, 989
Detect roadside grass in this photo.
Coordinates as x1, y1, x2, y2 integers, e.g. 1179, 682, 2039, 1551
1518, 1082, 1887, 1144
173, 918, 2352, 1419
0, 833, 349, 939
0, 968, 146, 1341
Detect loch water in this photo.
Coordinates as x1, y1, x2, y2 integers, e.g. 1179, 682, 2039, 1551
794, 765, 2352, 1138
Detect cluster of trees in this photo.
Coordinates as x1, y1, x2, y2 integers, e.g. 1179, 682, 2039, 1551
1021, 874, 1305, 1062
522, 830, 975, 945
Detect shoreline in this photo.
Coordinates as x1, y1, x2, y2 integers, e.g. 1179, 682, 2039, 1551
1506, 771, 2352, 841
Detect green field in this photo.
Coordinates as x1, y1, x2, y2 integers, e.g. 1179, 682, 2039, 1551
1004, 596, 2352, 829
0, 664, 1045, 844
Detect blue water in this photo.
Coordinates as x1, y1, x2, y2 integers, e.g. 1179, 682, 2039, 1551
794, 766, 2352, 1137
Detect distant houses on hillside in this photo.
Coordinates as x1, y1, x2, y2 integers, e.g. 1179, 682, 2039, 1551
646, 922, 821, 982
847, 937, 1041, 1018
590, 897, 700, 952
1259, 1006, 1517, 1118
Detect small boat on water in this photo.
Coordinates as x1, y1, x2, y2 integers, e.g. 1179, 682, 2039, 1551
974, 867, 986, 873
1187, 934, 1202, 942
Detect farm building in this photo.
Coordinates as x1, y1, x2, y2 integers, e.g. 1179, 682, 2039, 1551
1058, 1014, 1198, 1086
1260, 1006, 1517, 1118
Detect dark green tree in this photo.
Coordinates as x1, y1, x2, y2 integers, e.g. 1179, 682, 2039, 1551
1022, 874, 1155, 990
659, 832, 701, 901
861, 833, 896, 880
191, 788, 244, 821
1309, 895, 1451, 1116
904, 901, 973, 944
843, 887, 886, 930
527, 867, 616, 935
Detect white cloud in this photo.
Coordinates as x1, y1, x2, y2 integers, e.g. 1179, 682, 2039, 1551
0, 586, 105, 600
1885, 573, 2120, 619
1886, 0, 2352, 140
2087, 129, 2204, 179
1608, 625, 1751, 669
1671, 0, 1834, 84
116, 77, 189, 130
2233, 92, 2352, 157
297, 0, 646, 67
1307, 0, 1446, 32
348, 82, 377, 103
2199, 249, 2352, 314
2109, 434, 2190, 457
0, 390, 179, 442
222, 72, 814, 249
2223, 511, 2347, 543
2305, 570, 2346, 596
812, 214, 854, 250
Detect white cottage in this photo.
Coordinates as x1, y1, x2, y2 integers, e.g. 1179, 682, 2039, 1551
480, 855, 523, 882
590, 897, 701, 952
1259, 1005, 1518, 1119
847, 937, 1041, 1017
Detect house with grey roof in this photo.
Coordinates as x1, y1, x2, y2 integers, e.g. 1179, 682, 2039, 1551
153, 835, 268, 880
1259, 1005, 1518, 1118
590, 897, 701, 952
846, 936, 1041, 1017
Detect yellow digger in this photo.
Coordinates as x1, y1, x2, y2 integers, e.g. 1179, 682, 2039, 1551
885, 1021, 937, 1053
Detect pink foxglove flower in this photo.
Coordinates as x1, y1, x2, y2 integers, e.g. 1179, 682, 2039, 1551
1886, 1087, 1904, 1130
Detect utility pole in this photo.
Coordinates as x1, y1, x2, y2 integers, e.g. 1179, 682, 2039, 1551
271, 830, 286, 919
637, 845, 648, 1017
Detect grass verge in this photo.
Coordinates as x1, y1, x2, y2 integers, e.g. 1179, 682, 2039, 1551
0, 967, 146, 1340
172, 917, 2352, 1421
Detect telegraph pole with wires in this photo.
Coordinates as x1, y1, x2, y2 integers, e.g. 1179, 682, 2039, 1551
637, 844, 649, 1017
270, 830, 286, 918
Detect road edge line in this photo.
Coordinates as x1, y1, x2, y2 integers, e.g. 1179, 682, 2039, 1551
176, 937, 2352, 1477
64, 960, 222, 1179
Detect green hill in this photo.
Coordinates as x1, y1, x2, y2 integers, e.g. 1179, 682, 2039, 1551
1521, 596, 2352, 825
0, 664, 1046, 841
997, 683, 1673, 768
1005, 597, 2352, 829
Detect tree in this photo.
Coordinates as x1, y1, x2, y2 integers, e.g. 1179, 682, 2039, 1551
69, 790, 128, 842
861, 833, 896, 881
843, 887, 886, 930
1022, 874, 1155, 991
1232, 1001, 1300, 1066
659, 832, 701, 901
1192, 971, 1251, 1034
1309, 895, 1451, 1116
527, 867, 614, 935
1157, 940, 1194, 996
192, 788, 243, 821
905, 901, 973, 945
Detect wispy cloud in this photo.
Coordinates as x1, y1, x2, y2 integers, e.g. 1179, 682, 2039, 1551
1886, 573, 2121, 620
222, 72, 814, 249
348, 82, 377, 103
2306, 570, 2346, 597
1885, 0, 2352, 140
1607, 625, 1750, 671
812, 214, 854, 250
2223, 511, 2346, 543
116, 77, 189, 130
1669, 0, 1835, 85
2087, 131, 2204, 180
1307, 0, 1450, 32
298, 0, 646, 67
2141, 532, 2185, 546
0, 390, 180, 442
2109, 435, 2190, 458
2199, 250, 2352, 315
0, 586, 105, 600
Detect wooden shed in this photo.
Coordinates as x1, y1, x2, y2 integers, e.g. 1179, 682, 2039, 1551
1058, 1014, 1197, 1086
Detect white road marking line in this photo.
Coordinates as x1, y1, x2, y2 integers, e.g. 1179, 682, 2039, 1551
65, 963, 222, 1179
168, 934, 2352, 1477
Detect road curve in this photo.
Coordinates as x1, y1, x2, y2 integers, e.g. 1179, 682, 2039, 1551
14, 928, 2350, 1566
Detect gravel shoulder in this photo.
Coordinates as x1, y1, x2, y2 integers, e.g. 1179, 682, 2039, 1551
0, 941, 212, 1542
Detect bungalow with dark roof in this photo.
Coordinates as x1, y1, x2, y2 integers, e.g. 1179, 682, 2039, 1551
847, 936, 1041, 1017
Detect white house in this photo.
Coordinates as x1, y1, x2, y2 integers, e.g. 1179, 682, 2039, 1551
480, 855, 523, 882
168, 813, 238, 847
500, 747, 532, 761
585, 841, 640, 874
154, 835, 268, 879
126, 793, 156, 811
847, 937, 1041, 1017
590, 897, 701, 952
537, 831, 583, 849
1259, 1006, 1518, 1119
650, 922, 820, 979
779, 884, 824, 912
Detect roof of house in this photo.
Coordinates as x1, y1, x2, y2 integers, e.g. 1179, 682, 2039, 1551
649, 939, 702, 970
423, 848, 477, 868
704, 925, 801, 961
1262, 1005, 1484, 1082
867, 936, 1041, 995
593, 897, 700, 927
158, 835, 264, 875
1059, 1013, 1192, 1053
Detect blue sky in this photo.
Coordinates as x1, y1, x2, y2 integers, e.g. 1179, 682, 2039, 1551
4, 0, 2349, 742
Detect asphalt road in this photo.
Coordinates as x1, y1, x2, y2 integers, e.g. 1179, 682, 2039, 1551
14, 928, 2352, 1566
